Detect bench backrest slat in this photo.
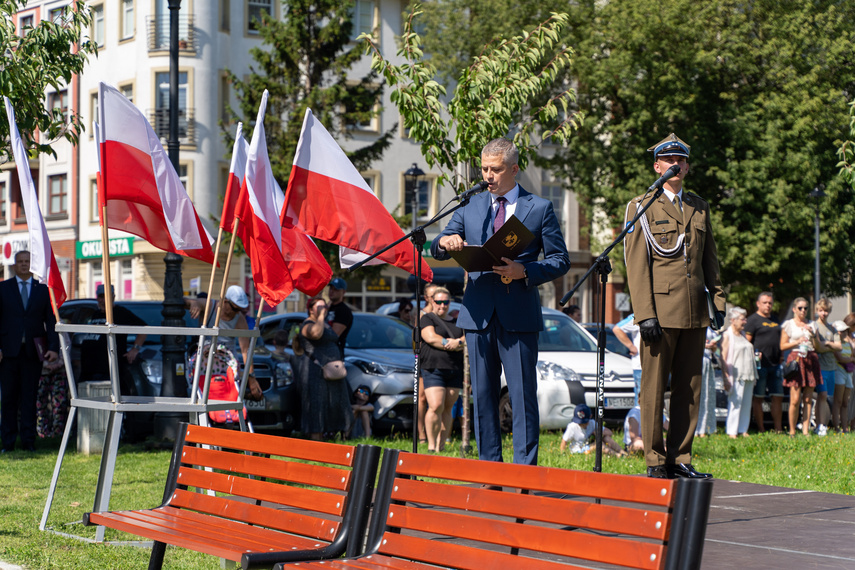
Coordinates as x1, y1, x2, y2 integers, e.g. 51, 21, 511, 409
181, 446, 352, 491
176, 465, 347, 516
169, 489, 340, 542
183, 424, 356, 467
392, 477, 670, 541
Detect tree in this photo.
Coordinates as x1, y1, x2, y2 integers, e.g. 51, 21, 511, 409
0, 0, 96, 160
361, 7, 582, 191
547, 0, 855, 311
224, 0, 394, 272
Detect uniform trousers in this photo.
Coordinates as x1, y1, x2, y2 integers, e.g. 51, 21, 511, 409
640, 327, 705, 467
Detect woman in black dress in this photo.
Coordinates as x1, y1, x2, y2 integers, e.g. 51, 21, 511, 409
419, 287, 465, 452
297, 297, 352, 440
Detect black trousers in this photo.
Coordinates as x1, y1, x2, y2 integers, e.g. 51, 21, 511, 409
0, 354, 42, 450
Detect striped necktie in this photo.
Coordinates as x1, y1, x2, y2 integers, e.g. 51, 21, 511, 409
494, 197, 507, 233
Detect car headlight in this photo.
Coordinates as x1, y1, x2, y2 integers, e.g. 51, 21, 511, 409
275, 362, 294, 387
140, 359, 163, 385
537, 361, 580, 382
348, 359, 410, 376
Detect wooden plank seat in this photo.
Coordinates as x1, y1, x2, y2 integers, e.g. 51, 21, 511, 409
84, 423, 381, 570
273, 449, 713, 570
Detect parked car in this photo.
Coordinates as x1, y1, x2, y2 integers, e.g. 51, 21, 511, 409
375, 299, 463, 321
259, 312, 418, 435
499, 308, 637, 431
581, 322, 632, 359
58, 299, 296, 436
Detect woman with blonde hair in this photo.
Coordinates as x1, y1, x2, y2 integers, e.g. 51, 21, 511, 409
779, 297, 821, 436
721, 307, 757, 437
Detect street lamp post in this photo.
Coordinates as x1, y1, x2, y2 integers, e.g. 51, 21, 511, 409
809, 185, 826, 303
405, 163, 425, 233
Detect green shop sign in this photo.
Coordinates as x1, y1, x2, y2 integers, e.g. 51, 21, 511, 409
76, 238, 134, 259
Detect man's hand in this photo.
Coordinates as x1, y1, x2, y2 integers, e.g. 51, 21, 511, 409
639, 318, 663, 343
493, 257, 526, 280
438, 234, 467, 252
44, 350, 59, 362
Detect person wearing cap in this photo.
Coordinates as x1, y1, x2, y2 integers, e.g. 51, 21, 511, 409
623, 133, 725, 479
188, 285, 252, 371
831, 319, 853, 433
76, 284, 147, 396
559, 404, 626, 456
0, 250, 59, 452
432, 137, 570, 466
326, 278, 353, 353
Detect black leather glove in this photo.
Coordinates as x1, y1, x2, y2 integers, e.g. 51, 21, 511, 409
713, 310, 726, 331
639, 318, 663, 343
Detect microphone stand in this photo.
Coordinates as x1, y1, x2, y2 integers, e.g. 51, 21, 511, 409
559, 185, 666, 472
348, 194, 480, 453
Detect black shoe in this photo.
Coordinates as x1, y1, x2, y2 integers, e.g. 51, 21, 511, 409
646, 465, 670, 479
666, 463, 712, 479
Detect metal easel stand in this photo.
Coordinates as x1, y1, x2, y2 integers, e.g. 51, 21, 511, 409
39, 322, 258, 543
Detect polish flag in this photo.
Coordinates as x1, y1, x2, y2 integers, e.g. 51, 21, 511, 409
4, 97, 67, 306
98, 82, 214, 264
235, 91, 331, 305
282, 108, 433, 281
221, 123, 248, 233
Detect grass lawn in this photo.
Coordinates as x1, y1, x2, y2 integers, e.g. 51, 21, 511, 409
1, 428, 854, 569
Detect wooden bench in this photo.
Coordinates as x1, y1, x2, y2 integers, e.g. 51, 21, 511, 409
84, 423, 381, 570
272, 449, 713, 570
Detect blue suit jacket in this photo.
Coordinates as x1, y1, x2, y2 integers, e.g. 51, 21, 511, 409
0, 277, 58, 359
431, 186, 570, 332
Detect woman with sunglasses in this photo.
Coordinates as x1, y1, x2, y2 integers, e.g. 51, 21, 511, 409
780, 297, 822, 435
419, 287, 465, 452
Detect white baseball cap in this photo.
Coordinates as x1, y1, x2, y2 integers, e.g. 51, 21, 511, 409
225, 285, 249, 309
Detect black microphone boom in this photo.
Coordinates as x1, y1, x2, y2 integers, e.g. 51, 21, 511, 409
648, 164, 682, 191
455, 180, 489, 202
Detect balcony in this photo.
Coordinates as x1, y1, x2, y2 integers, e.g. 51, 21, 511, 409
146, 14, 196, 53
147, 108, 196, 147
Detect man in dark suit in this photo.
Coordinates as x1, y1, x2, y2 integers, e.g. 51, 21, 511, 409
431, 138, 570, 465
0, 250, 59, 452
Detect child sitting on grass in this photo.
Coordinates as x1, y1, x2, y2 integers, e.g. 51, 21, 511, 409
559, 403, 627, 456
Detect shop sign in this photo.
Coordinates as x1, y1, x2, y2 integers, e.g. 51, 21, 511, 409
76, 238, 134, 259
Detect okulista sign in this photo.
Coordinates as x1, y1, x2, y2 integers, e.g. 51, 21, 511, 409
76, 238, 134, 259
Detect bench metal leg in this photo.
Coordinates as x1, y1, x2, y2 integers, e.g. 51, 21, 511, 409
148, 540, 167, 570
39, 406, 78, 531
92, 410, 124, 542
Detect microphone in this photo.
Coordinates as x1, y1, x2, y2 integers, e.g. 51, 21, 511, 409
648, 164, 682, 191
456, 180, 489, 202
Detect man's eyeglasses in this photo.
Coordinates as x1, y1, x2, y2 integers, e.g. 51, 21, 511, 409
434, 299, 450, 305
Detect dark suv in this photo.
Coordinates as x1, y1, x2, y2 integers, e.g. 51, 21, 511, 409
58, 300, 298, 436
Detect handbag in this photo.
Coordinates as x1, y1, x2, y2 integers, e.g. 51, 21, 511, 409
783, 356, 801, 382
321, 360, 347, 380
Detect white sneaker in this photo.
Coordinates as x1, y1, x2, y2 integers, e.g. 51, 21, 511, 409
816, 425, 827, 437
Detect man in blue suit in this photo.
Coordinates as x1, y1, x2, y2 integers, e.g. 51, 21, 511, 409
431, 138, 570, 465
0, 250, 59, 452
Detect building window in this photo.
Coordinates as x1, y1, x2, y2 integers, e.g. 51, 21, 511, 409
91, 4, 105, 47
50, 6, 69, 25
154, 71, 191, 143
48, 90, 69, 122
90, 177, 99, 223
361, 171, 380, 197
349, 0, 376, 41
343, 83, 381, 133
19, 14, 34, 37
178, 163, 190, 196
121, 0, 134, 40
48, 174, 68, 216
247, 0, 272, 33
119, 83, 134, 103
402, 175, 437, 222
540, 170, 564, 223
0, 181, 6, 225
90, 92, 99, 138
120, 259, 133, 299
220, 0, 230, 32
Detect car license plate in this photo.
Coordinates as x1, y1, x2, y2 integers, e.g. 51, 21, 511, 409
244, 398, 265, 409
605, 397, 634, 409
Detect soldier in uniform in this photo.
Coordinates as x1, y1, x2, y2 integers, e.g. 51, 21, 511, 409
623, 133, 726, 479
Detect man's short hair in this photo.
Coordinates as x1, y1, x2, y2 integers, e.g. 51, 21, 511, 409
14, 250, 29, 262
482, 138, 519, 166
756, 291, 773, 302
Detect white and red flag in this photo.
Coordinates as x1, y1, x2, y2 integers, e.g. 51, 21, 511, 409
4, 97, 67, 307
97, 82, 214, 264
282, 108, 433, 281
221, 123, 248, 233
235, 91, 331, 305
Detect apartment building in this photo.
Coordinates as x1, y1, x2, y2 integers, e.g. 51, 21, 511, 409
1, 1, 594, 317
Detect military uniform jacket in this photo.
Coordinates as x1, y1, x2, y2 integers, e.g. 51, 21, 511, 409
623, 190, 725, 329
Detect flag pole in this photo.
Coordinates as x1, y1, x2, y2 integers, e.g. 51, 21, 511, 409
188, 225, 224, 405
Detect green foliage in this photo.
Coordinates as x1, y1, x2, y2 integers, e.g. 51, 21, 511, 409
0, 0, 97, 160
224, 0, 394, 275
549, 0, 855, 309
837, 99, 855, 187
362, 5, 582, 192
